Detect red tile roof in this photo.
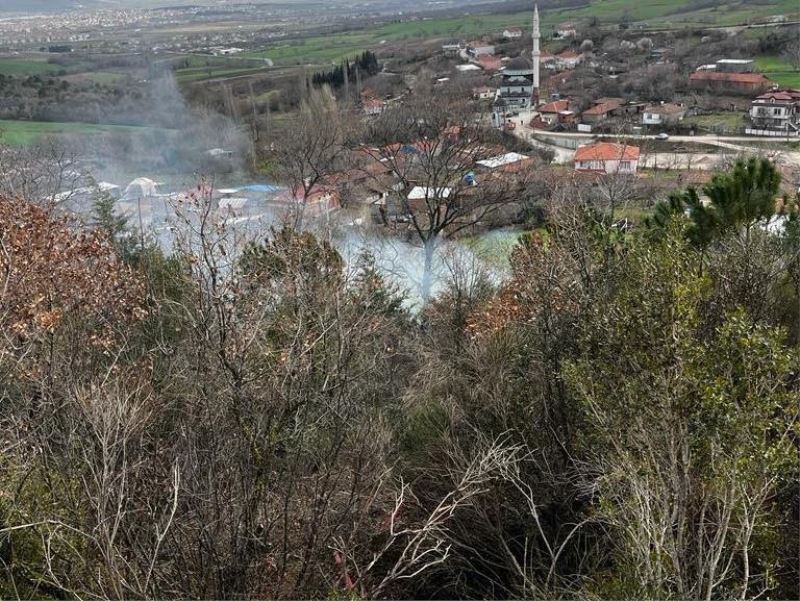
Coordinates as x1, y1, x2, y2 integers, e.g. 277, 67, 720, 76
574, 142, 640, 162
478, 55, 502, 71
583, 103, 614, 115
689, 71, 771, 85
539, 99, 571, 113
584, 97, 624, 115
754, 89, 800, 101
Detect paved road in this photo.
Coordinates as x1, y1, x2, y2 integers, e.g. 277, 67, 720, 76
532, 130, 799, 145
521, 128, 800, 169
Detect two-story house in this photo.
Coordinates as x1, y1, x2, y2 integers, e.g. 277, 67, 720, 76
747, 89, 800, 136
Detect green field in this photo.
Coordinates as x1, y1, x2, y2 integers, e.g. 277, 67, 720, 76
684, 112, 747, 133
755, 56, 800, 89
0, 119, 164, 146
0, 57, 62, 76
241, 0, 799, 68
175, 66, 268, 82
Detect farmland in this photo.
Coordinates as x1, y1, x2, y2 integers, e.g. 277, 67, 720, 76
684, 112, 748, 133
0, 119, 165, 146
755, 56, 800, 89
241, 0, 799, 68
0, 57, 63, 76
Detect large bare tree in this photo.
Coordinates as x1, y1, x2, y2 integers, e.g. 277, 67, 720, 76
360, 94, 530, 300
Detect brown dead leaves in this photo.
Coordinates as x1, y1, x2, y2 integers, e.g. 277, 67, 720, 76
0, 195, 145, 349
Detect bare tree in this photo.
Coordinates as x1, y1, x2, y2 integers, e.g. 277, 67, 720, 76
270, 85, 356, 227
360, 94, 530, 300
783, 36, 800, 71
0, 138, 85, 206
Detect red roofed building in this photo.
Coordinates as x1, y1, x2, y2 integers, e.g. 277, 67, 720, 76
574, 142, 640, 175
582, 97, 624, 123
363, 97, 387, 116
271, 183, 341, 216
748, 89, 800, 135
477, 55, 503, 72
537, 99, 576, 126
555, 50, 582, 69
689, 71, 771, 95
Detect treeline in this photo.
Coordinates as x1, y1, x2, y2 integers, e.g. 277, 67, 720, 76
311, 50, 380, 89
0, 157, 798, 600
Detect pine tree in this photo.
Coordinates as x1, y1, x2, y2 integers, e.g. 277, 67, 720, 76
648, 157, 781, 248
91, 182, 135, 259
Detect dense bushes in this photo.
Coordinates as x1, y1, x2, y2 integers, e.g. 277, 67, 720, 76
0, 161, 798, 599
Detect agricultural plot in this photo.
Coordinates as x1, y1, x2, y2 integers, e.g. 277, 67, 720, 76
0, 119, 164, 146
0, 57, 62, 76
755, 56, 800, 89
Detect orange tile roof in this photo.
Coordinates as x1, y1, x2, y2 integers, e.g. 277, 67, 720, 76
754, 89, 800, 101
574, 142, 640, 162
478, 55, 502, 71
539, 99, 570, 113
584, 102, 617, 115
689, 71, 770, 84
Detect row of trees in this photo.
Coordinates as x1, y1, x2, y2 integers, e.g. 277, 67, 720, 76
311, 51, 381, 90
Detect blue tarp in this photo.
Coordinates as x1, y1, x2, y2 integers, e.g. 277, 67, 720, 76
240, 184, 283, 194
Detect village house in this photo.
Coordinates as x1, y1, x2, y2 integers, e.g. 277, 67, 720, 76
475, 152, 533, 173
539, 53, 557, 69
581, 97, 624, 124
363, 97, 387, 116
648, 47, 672, 63
747, 89, 800, 136
477, 54, 502, 72
270, 184, 341, 217
467, 41, 495, 59
715, 59, 754, 73
555, 22, 577, 39
473, 86, 496, 100
642, 102, 687, 126
544, 70, 574, 94
574, 142, 640, 175
503, 28, 523, 39
537, 99, 576, 126
689, 71, 772, 95
441, 42, 461, 57
554, 50, 582, 69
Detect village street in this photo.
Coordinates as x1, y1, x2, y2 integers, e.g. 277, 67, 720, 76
514, 127, 800, 172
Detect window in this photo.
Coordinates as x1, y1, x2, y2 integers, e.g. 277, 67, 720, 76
620, 161, 631, 170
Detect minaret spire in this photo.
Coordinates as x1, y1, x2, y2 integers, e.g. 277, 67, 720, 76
532, 2, 540, 107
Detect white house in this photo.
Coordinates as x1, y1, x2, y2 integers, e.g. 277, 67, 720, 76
442, 43, 461, 57
503, 28, 523, 39
642, 102, 687, 126
472, 86, 496, 100
554, 50, 582, 70
748, 89, 800, 135
574, 142, 640, 175
466, 42, 495, 59
363, 98, 388, 116
555, 22, 578, 39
